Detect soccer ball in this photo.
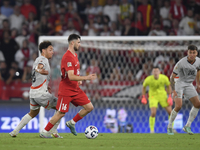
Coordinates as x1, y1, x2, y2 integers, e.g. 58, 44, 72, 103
85, 125, 98, 139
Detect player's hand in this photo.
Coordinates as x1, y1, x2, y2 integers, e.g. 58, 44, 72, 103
78, 81, 82, 86
48, 86, 51, 93
172, 90, 177, 100
141, 95, 147, 105
167, 94, 173, 106
196, 85, 200, 93
87, 74, 97, 80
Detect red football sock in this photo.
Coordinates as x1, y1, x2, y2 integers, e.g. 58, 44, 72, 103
44, 122, 54, 131
73, 113, 83, 123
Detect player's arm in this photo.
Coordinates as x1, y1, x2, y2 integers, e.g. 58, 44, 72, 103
68, 70, 97, 81
170, 72, 177, 92
196, 70, 200, 92
35, 64, 48, 75
166, 78, 173, 106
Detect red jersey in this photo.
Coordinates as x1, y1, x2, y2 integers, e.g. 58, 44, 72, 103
58, 50, 80, 96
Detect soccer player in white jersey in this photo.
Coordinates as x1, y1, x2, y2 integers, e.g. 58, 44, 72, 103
168, 45, 200, 135
9, 41, 62, 138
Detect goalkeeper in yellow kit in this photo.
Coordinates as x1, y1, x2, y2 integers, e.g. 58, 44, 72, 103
142, 66, 173, 133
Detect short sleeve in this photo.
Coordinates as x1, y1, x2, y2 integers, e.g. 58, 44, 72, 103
38, 57, 48, 69
143, 77, 149, 87
173, 61, 181, 75
63, 56, 75, 71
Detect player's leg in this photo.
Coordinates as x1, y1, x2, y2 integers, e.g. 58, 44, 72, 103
167, 97, 182, 135
9, 98, 40, 137
148, 97, 158, 133
66, 90, 92, 136
183, 95, 200, 135
164, 105, 176, 133
40, 95, 68, 138
149, 107, 156, 133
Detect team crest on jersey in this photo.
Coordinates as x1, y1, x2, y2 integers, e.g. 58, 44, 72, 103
67, 62, 72, 67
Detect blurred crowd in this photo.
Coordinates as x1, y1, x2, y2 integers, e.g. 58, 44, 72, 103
0, 0, 200, 100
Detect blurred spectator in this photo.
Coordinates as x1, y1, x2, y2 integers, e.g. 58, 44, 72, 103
15, 39, 33, 70
15, 28, 29, 48
0, 0, 14, 18
47, 2, 59, 26
164, 57, 175, 78
110, 21, 121, 36
35, 15, 53, 36
135, 63, 150, 82
84, 14, 99, 36
103, 0, 119, 22
109, 67, 122, 81
179, 9, 196, 35
0, 7, 7, 29
55, 14, 68, 34
153, 52, 169, 67
22, 61, 32, 83
20, 0, 37, 19
26, 12, 38, 34
160, 0, 171, 28
0, 19, 10, 39
148, 21, 167, 36
0, 61, 22, 85
86, 59, 101, 84
186, 0, 200, 19
169, 0, 187, 21
63, 19, 80, 36
104, 108, 118, 133
77, 0, 87, 22
65, 1, 83, 33
121, 18, 135, 36
0, 30, 19, 68
171, 18, 184, 35
10, 28, 18, 39
100, 24, 110, 36
131, 11, 145, 35
91, 0, 103, 16
9, 5, 25, 32
44, 0, 60, 11
118, 0, 134, 24
0, 61, 9, 83
137, 0, 153, 33
85, 0, 103, 16
0, 51, 5, 62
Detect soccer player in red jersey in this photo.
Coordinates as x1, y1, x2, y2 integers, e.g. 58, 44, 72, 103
40, 34, 97, 138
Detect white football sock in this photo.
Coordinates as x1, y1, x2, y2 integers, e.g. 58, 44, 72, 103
185, 107, 199, 127
14, 113, 32, 134
71, 119, 76, 125
168, 109, 178, 128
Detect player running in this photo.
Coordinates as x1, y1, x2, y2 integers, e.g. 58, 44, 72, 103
9, 41, 62, 138
40, 34, 97, 138
142, 66, 173, 133
168, 45, 200, 135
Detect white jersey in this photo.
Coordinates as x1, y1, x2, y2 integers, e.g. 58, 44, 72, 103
29, 56, 51, 98
173, 56, 200, 84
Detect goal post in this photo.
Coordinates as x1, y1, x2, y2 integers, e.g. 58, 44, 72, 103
38, 36, 200, 133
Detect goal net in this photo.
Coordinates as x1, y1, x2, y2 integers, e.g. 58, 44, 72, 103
39, 36, 200, 133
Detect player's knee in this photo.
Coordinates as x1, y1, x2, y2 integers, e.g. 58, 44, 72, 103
86, 105, 94, 113
175, 105, 182, 111
151, 113, 156, 117
194, 102, 200, 109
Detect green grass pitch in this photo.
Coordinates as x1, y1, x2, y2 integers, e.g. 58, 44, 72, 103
1, 133, 200, 150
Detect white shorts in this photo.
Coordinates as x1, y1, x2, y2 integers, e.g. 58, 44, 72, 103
175, 81, 198, 100
30, 92, 58, 110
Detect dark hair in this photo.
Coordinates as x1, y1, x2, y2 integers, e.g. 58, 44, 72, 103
153, 66, 160, 69
39, 41, 52, 53
68, 34, 80, 43
188, 45, 198, 51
